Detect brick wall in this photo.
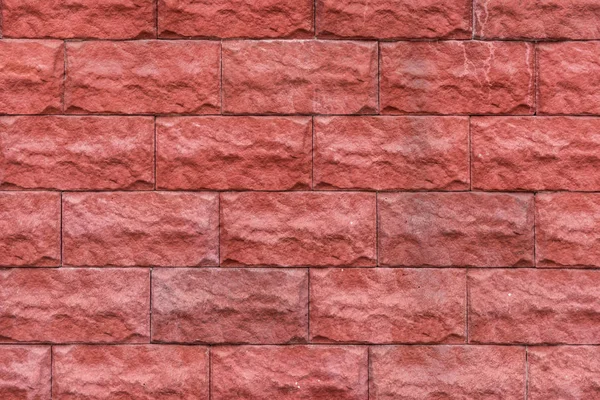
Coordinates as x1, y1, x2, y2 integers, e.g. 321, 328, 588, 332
1, 0, 599, 399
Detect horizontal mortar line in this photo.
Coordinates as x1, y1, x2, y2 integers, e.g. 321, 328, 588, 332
1, 266, 599, 271
3, 113, 600, 118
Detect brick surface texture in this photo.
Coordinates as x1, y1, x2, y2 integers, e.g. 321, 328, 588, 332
0, 0, 597, 398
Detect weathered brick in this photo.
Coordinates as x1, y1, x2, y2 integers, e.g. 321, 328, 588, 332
317, 0, 471, 39
370, 346, 525, 399
159, 0, 313, 38
157, 116, 311, 190
0, 40, 63, 114
0, 116, 154, 190
0, 268, 149, 343
223, 40, 378, 114
472, 117, 600, 191
310, 268, 465, 344
380, 41, 535, 115
63, 192, 219, 267
378, 193, 534, 267
212, 345, 368, 400
0, 192, 60, 267
220, 192, 376, 267
0, 346, 51, 400
314, 116, 469, 190
53, 345, 208, 399
152, 268, 308, 344
469, 269, 600, 344
65, 41, 220, 114
2, 0, 154, 39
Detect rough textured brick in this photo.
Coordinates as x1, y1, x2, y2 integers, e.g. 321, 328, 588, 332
0, 346, 51, 400
0, 116, 154, 190
0, 40, 63, 114
310, 268, 465, 344
469, 269, 600, 344
2, 0, 154, 39
152, 268, 308, 344
314, 116, 469, 190
220, 192, 376, 267
0, 268, 149, 343
63, 192, 219, 267
317, 0, 471, 39
65, 41, 220, 114
53, 345, 208, 399
529, 346, 600, 399
380, 41, 534, 115
157, 117, 311, 190
378, 193, 534, 267
212, 346, 368, 400
472, 117, 600, 191
370, 346, 525, 399
475, 0, 600, 40
223, 40, 378, 114
0, 192, 60, 267
538, 42, 600, 115
159, 0, 313, 38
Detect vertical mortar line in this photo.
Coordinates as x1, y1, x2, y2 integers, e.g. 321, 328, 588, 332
0, 0, 3, 39
60, 192, 63, 266
307, 268, 311, 341
208, 347, 212, 400
533, 193, 537, 267
534, 42, 539, 116
367, 346, 371, 399
153, 116, 157, 190
149, 268, 153, 342
220, 41, 224, 115
375, 192, 379, 266
525, 346, 529, 400
62, 41, 67, 113
50, 345, 54, 399
311, 116, 315, 189
377, 41, 381, 113
313, 0, 317, 37
217, 193, 221, 266
471, 0, 476, 39
468, 116, 472, 191
465, 268, 469, 343
155, 0, 159, 38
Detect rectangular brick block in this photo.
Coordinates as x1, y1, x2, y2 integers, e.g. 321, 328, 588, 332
472, 117, 600, 191
0, 192, 60, 267
157, 116, 312, 190
53, 345, 208, 399
314, 116, 469, 190
370, 346, 525, 399
0, 346, 51, 400
380, 41, 534, 115
65, 41, 220, 114
317, 0, 471, 39
0, 40, 63, 114
223, 40, 378, 114
159, 0, 313, 38
63, 192, 219, 267
2, 0, 155, 39
220, 192, 376, 267
0, 116, 154, 190
0, 268, 149, 343
310, 268, 465, 344
378, 193, 534, 267
469, 269, 600, 344
212, 345, 368, 400
152, 268, 308, 344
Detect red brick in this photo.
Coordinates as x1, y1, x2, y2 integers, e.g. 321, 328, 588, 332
152, 268, 308, 344
53, 345, 208, 399
220, 192, 376, 267
380, 41, 535, 115
2, 0, 154, 39
0, 40, 63, 114
157, 116, 311, 190
212, 345, 368, 400
65, 41, 220, 114
0, 346, 51, 400
475, 0, 600, 40
223, 40, 378, 114
159, 0, 313, 38
538, 42, 600, 115
0, 116, 154, 190
314, 116, 469, 190
310, 268, 465, 344
370, 346, 525, 399
469, 269, 600, 344
529, 346, 600, 399
472, 117, 600, 191
0, 268, 149, 343
378, 193, 534, 267
317, 0, 471, 39
63, 192, 219, 267
0, 192, 60, 267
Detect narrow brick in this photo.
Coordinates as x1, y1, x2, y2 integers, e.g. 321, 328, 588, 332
0, 346, 51, 399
